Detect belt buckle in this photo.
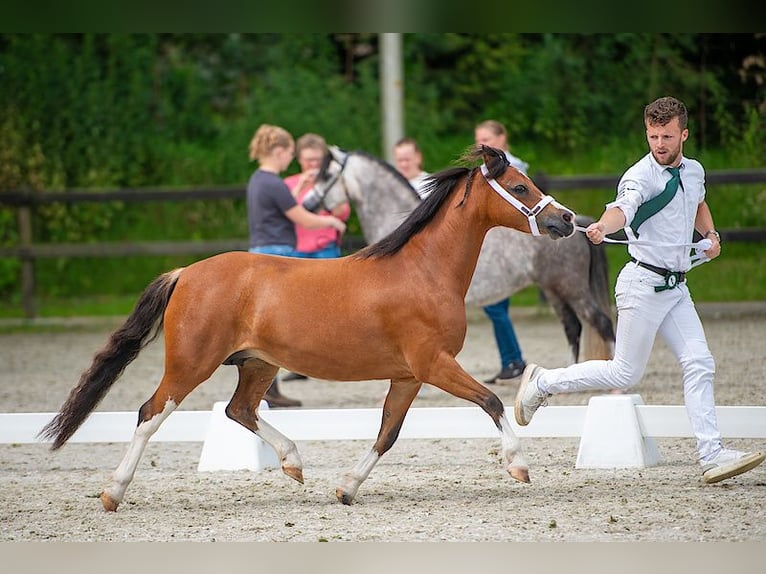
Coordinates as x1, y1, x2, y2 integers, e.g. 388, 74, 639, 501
654, 271, 681, 292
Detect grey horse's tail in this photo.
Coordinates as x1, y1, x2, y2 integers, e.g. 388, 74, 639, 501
578, 215, 616, 360
38, 268, 183, 449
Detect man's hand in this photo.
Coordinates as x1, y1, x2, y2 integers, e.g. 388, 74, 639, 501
585, 221, 607, 245
704, 234, 721, 260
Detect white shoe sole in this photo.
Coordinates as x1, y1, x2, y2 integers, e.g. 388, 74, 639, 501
702, 451, 766, 484
514, 364, 539, 426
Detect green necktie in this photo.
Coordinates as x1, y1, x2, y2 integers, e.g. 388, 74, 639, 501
630, 166, 681, 237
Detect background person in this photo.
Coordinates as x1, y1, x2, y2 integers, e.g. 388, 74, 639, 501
393, 137, 431, 198
474, 119, 529, 384
246, 123, 347, 406
281, 133, 351, 382
286, 133, 351, 259
515, 96, 765, 484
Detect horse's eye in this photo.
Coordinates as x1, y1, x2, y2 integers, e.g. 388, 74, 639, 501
513, 184, 527, 195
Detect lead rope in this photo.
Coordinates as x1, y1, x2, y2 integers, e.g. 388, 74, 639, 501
573, 225, 712, 270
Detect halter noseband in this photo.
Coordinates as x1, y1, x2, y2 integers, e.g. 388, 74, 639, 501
302, 152, 350, 212
480, 164, 557, 237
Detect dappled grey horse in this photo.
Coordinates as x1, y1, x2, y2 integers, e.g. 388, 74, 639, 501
305, 146, 615, 363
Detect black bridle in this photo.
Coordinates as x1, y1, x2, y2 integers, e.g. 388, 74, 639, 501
301, 151, 350, 213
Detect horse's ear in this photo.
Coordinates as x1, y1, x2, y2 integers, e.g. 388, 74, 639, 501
329, 145, 348, 164
481, 146, 509, 179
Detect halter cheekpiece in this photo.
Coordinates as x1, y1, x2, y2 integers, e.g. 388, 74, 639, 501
480, 164, 557, 236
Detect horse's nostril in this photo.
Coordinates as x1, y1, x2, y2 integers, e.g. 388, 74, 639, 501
563, 211, 573, 223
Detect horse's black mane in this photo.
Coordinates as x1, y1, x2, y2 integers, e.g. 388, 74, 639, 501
356, 146, 508, 259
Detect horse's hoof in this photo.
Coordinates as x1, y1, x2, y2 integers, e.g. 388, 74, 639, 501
509, 467, 530, 484
100, 491, 119, 512
335, 487, 354, 505
283, 465, 304, 484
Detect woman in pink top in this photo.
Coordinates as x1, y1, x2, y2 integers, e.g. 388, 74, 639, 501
281, 134, 351, 383
284, 133, 351, 258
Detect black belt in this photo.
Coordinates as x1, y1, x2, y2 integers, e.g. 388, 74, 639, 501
630, 257, 686, 292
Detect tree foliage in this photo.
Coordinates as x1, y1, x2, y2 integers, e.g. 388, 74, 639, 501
0, 33, 763, 299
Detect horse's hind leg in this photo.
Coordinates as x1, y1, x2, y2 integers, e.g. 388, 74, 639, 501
225, 359, 304, 484
541, 288, 581, 363
101, 360, 219, 511
579, 304, 615, 361
336, 377, 421, 505
100, 395, 178, 511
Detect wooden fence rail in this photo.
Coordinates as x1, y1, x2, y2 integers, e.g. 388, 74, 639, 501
2, 169, 765, 317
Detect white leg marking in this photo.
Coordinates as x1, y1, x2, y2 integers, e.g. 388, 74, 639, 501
499, 412, 528, 471
338, 449, 380, 502
103, 400, 177, 505
254, 416, 302, 472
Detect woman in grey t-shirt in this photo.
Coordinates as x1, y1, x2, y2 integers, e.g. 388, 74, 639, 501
245, 124, 346, 406
247, 124, 345, 256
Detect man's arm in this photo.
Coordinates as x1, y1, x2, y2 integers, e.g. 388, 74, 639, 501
694, 201, 721, 259
585, 207, 627, 245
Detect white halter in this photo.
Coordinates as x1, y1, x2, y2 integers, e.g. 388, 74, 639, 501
480, 164, 560, 236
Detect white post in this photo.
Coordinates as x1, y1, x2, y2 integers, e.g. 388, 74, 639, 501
379, 32, 403, 163
197, 401, 279, 472
575, 394, 662, 469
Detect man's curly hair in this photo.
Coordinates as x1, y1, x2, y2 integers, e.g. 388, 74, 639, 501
644, 96, 688, 130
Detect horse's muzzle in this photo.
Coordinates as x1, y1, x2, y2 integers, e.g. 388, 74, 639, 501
302, 188, 322, 213
544, 210, 575, 239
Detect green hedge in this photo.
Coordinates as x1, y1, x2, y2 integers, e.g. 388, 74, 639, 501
1, 34, 764, 306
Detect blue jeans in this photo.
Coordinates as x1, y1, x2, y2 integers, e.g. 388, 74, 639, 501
249, 245, 299, 257
294, 244, 342, 259
482, 298, 523, 369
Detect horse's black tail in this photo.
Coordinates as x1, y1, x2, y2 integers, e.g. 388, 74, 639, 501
38, 268, 184, 449
586, 235, 611, 317
577, 215, 616, 360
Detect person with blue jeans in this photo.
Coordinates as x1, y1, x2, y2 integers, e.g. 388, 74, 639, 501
246, 124, 347, 405
474, 120, 529, 383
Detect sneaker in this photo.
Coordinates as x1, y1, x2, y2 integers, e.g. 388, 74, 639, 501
514, 363, 549, 426
701, 449, 766, 484
484, 361, 526, 384
281, 371, 308, 381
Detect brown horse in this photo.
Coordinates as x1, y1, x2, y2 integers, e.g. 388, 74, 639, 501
39, 146, 575, 511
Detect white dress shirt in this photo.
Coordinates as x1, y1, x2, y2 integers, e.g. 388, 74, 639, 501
608, 152, 706, 272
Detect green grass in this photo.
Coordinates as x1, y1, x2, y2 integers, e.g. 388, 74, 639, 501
0, 293, 138, 319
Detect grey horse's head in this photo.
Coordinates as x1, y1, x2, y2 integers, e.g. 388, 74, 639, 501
301, 146, 422, 244
301, 146, 350, 214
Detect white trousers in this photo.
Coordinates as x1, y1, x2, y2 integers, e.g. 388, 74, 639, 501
537, 261, 722, 462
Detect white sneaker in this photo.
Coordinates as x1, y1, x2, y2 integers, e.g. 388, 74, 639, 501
514, 363, 549, 426
701, 449, 766, 484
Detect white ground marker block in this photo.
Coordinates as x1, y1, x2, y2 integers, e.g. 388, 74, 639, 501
197, 401, 279, 472
575, 394, 661, 469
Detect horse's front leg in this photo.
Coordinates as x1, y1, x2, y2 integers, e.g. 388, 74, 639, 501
424, 352, 530, 483
336, 377, 421, 505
